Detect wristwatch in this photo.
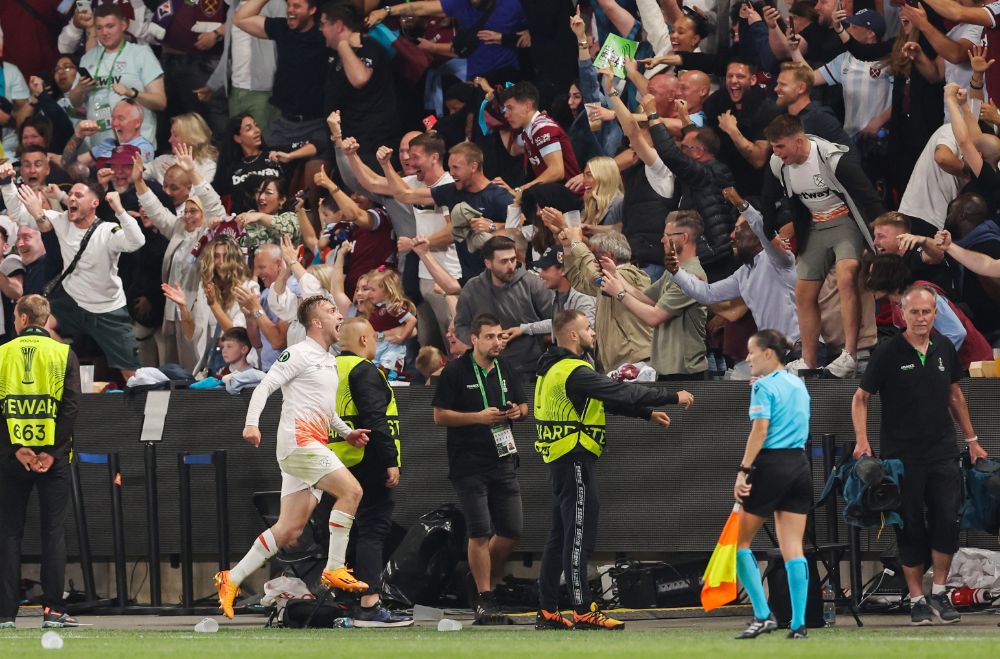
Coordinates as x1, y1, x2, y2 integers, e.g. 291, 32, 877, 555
738, 464, 755, 475
377, 331, 385, 341
384, 5, 393, 15
737, 201, 749, 212
647, 112, 659, 121
129, 87, 140, 99
615, 290, 626, 302
254, 309, 265, 319
488, 222, 497, 233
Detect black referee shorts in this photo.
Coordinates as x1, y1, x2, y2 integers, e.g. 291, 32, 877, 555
742, 449, 812, 518
896, 458, 962, 568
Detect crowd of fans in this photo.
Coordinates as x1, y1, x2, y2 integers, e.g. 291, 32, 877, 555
2, 0, 1000, 388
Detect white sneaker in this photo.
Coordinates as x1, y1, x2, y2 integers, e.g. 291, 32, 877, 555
785, 358, 809, 374
825, 351, 857, 378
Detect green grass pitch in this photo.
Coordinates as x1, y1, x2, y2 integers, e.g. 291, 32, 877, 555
2, 626, 999, 658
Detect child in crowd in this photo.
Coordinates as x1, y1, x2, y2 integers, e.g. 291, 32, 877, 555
218, 327, 265, 393
365, 269, 417, 375
217, 327, 254, 378
416, 346, 446, 384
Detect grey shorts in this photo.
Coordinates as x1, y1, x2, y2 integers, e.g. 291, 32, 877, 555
49, 293, 140, 370
796, 215, 867, 281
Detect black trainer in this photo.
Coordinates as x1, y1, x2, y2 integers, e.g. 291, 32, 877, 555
735, 614, 778, 639
786, 626, 808, 639
927, 592, 961, 624
474, 591, 510, 625
352, 603, 414, 628
910, 599, 934, 626
42, 608, 80, 628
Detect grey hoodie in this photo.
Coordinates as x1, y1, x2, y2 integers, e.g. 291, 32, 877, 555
454, 268, 555, 374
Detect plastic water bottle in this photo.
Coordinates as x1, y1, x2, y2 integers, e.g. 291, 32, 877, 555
437, 618, 463, 632
194, 618, 219, 633
41, 631, 64, 650
332, 617, 353, 628
822, 584, 837, 627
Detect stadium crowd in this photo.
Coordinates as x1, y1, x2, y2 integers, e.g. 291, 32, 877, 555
0, 0, 999, 632
2, 0, 1000, 384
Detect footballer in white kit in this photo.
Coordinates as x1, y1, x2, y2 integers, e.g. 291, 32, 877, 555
214, 296, 371, 619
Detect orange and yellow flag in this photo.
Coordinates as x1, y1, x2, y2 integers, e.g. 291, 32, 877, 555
700, 503, 740, 612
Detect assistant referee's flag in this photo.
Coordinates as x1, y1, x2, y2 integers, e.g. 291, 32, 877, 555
700, 503, 740, 612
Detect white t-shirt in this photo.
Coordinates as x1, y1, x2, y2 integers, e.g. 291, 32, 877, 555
784, 143, 850, 221
40, 209, 146, 313
897, 125, 962, 230
244, 336, 354, 461
1, 62, 30, 157
231, 12, 254, 90
79, 42, 165, 150
645, 158, 676, 200
404, 172, 463, 280
944, 24, 987, 121
820, 52, 893, 137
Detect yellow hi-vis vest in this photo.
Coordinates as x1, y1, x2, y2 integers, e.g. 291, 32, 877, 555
331, 355, 401, 468
534, 358, 606, 463
0, 330, 69, 449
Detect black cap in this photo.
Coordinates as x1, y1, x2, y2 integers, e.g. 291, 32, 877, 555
533, 246, 564, 271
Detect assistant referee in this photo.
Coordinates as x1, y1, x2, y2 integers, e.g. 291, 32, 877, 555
0, 295, 81, 629
732, 330, 812, 641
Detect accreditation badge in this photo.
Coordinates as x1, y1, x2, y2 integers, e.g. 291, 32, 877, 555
491, 424, 517, 457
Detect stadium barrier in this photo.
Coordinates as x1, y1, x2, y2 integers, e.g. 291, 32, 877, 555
21, 381, 999, 564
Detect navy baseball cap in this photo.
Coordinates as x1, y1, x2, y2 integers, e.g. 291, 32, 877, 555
841, 9, 886, 40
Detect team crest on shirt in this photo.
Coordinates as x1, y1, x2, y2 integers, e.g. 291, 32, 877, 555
813, 174, 826, 187
114, 61, 127, 74
869, 66, 882, 79
938, 357, 945, 372
277, 350, 290, 363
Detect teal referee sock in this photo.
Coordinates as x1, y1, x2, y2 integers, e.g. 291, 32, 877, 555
736, 549, 771, 620
786, 557, 809, 630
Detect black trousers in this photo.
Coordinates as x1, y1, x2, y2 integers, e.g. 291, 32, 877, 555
538, 457, 600, 613
896, 458, 963, 568
351, 468, 395, 597
0, 456, 72, 619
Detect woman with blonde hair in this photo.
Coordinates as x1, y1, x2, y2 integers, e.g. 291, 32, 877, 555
146, 112, 220, 184
163, 236, 260, 376
580, 156, 624, 235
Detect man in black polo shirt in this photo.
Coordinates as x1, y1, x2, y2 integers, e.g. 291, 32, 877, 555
235, 0, 328, 154
852, 285, 987, 627
432, 312, 527, 625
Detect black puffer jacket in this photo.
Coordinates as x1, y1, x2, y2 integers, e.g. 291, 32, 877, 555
650, 123, 737, 276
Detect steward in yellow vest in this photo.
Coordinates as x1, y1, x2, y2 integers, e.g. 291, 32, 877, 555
328, 318, 410, 624
533, 310, 694, 631
0, 295, 83, 628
